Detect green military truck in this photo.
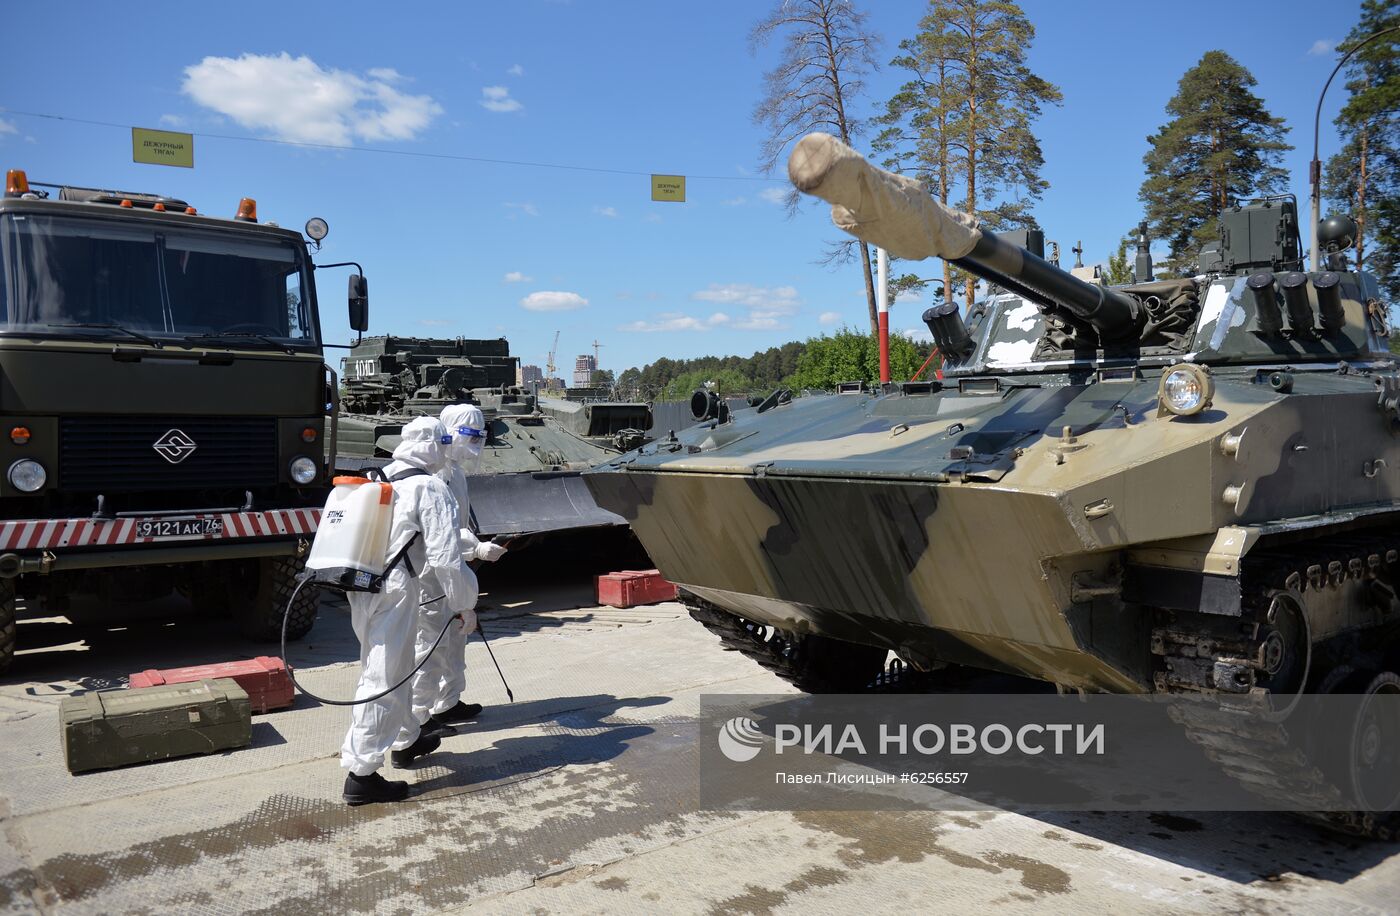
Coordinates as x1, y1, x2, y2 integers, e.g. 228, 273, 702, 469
0, 168, 366, 673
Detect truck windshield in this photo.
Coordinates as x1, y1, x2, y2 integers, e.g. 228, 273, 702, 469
0, 213, 316, 347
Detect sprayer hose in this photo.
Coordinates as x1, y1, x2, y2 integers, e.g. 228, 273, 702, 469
281, 576, 462, 707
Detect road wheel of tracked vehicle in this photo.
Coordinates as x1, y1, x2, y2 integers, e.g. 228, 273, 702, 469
1341, 671, 1400, 817
0, 578, 14, 675
237, 556, 317, 642
784, 632, 893, 694
685, 597, 889, 693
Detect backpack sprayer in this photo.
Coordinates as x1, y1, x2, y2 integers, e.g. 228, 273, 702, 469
282, 472, 514, 707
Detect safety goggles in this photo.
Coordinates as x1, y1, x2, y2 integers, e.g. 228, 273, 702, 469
455, 425, 487, 439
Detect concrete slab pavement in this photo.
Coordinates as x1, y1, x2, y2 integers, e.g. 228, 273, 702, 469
0, 574, 1396, 914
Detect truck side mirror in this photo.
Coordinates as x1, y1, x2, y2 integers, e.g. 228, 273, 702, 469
348, 275, 369, 332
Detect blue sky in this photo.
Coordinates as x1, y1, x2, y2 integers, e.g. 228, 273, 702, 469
0, 0, 1363, 374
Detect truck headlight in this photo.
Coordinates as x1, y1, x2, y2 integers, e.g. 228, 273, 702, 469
289, 456, 318, 485
8, 458, 46, 492
1159, 364, 1214, 417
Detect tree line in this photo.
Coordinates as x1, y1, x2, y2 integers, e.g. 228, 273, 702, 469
616, 331, 933, 400
750, 0, 1398, 317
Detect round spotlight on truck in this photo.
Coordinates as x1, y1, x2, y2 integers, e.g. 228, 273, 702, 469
1159, 364, 1214, 417
289, 456, 318, 485
8, 458, 46, 492
304, 217, 329, 242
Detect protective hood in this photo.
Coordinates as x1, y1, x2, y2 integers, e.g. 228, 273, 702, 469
392, 416, 451, 473
440, 403, 486, 470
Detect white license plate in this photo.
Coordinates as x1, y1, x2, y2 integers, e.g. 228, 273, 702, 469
136, 518, 223, 539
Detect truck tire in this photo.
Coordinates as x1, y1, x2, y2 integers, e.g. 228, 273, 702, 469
0, 578, 14, 674
238, 556, 317, 642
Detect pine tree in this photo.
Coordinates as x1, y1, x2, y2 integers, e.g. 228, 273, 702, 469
1102, 238, 1133, 286
1140, 51, 1292, 273
751, 0, 882, 333
872, 0, 1061, 310
1324, 0, 1400, 297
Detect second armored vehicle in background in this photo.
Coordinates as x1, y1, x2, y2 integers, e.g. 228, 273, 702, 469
336, 335, 651, 541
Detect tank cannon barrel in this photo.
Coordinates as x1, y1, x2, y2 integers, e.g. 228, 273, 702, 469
788, 133, 1142, 340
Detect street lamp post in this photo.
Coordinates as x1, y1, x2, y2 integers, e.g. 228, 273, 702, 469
1310, 26, 1399, 271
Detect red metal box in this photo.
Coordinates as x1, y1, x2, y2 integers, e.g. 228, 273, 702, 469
129, 656, 294, 713
596, 569, 679, 608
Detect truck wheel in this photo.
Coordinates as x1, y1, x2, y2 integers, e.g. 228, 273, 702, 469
0, 578, 14, 674
237, 556, 317, 642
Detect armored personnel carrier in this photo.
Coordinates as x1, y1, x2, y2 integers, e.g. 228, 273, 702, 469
336, 336, 650, 540
586, 133, 1400, 836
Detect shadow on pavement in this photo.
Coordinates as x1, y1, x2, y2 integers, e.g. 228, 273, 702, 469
1030, 807, 1400, 886
412, 694, 669, 798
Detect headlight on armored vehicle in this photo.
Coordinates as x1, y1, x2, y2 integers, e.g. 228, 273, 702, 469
1159, 364, 1214, 417
289, 456, 318, 485
7, 458, 46, 492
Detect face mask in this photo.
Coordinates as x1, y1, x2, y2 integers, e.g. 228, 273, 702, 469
448, 424, 486, 465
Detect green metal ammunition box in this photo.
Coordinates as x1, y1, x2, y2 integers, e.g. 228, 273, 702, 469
60, 678, 252, 774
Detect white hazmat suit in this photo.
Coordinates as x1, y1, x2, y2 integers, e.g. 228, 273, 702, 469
340, 417, 473, 777
399, 403, 507, 733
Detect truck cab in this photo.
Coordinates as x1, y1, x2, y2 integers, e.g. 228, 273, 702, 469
0, 169, 354, 671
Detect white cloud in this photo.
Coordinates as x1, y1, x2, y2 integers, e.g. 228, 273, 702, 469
508, 64, 525, 76
901, 326, 934, 343
693, 283, 800, 313
895, 287, 924, 304
1308, 39, 1338, 56
758, 187, 788, 204
419, 318, 453, 327
504, 201, 539, 217
622, 286, 801, 333
721, 196, 747, 206
819, 311, 842, 325
480, 85, 523, 113
182, 52, 442, 146
619, 312, 731, 333
642, 213, 662, 223
594, 205, 618, 218
158, 114, 185, 128
0, 118, 16, 136
503, 271, 532, 283
520, 290, 588, 312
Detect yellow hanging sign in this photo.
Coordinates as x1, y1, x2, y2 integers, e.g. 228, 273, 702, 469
651, 174, 685, 202
132, 127, 194, 168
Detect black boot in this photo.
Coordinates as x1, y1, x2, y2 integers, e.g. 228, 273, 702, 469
431, 701, 483, 726
390, 731, 441, 768
343, 771, 409, 806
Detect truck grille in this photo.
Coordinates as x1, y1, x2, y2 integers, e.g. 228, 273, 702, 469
59, 417, 277, 491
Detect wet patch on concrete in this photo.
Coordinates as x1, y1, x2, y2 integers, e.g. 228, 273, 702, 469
704, 864, 849, 914
0, 867, 37, 912
708, 883, 787, 915
794, 811, 1073, 896
982, 851, 1071, 894
1148, 813, 1204, 833
28, 723, 752, 914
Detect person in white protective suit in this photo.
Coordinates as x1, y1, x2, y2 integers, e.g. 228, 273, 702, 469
397, 402, 509, 737
340, 417, 474, 806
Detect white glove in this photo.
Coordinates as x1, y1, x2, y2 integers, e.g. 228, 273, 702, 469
456, 606, 479, 634
474, 541, 507, 562
459, 527, 481, 554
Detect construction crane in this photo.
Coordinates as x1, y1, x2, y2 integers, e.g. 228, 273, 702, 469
545, 330, 560, 389
591, 338, 604, 368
